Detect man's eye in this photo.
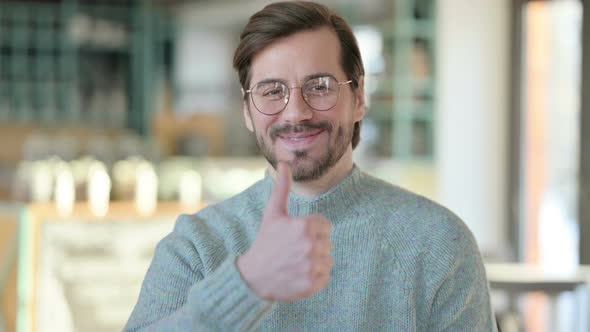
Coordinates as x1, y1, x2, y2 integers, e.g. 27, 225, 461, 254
306, 84, 330, 95
263, 89, 282, 97
311, 85, 327, 91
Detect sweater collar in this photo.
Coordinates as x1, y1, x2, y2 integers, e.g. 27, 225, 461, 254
261, 164, 364, 222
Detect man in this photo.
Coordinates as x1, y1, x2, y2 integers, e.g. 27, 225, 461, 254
125, 1, 496, 331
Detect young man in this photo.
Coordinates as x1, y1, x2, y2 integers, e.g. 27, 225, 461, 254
125, 1, 496, 331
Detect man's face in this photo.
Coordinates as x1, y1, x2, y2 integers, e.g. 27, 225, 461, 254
243, 27, 365, 182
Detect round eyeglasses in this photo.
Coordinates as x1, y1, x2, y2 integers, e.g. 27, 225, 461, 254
245, 75, 353, 115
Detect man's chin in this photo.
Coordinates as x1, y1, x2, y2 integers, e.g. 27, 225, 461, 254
291, 167, 326, 182
263, 147, 328, 179
290, 158, 331, 182
279, 152, 314, 168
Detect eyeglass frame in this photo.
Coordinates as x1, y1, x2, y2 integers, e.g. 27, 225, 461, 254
244, 74, 353, 115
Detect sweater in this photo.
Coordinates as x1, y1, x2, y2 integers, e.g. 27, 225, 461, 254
125, 165, 496, 331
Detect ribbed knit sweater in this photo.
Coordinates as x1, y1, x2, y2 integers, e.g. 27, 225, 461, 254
125, 166, 496, 331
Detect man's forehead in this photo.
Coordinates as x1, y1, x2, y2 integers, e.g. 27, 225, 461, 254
253, 72, 338, 85
248, 28, 344, 84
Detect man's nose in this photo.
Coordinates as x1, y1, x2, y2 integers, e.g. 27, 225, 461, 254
280, 88, 313, 123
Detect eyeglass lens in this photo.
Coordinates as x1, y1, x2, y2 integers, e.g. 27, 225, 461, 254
250, 76, 343, 115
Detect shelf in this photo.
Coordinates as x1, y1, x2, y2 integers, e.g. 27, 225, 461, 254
369, 104, 434, 123
370, 0, 436, 160
378, 19, 436, 40
375, 78, 435, 97
0, 0, 170, 133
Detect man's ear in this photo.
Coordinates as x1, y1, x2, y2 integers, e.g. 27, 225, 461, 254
353, 76, 366, 122
243, 101, 254, 132
240, 87, 255, 132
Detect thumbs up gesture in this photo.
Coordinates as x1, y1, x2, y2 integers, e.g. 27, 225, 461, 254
236, 163, 334, 302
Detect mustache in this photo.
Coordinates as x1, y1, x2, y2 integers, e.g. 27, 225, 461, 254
270, 121, 332, 141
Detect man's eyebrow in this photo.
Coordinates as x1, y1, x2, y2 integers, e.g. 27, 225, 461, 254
253, 72, 337, 86
302, 72, 337, 82
254, 78, 288, 85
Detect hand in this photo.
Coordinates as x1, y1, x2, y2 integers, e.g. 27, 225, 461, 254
236, 163, 334, 302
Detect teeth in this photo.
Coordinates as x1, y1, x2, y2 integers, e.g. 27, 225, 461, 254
289, 137, 308, 141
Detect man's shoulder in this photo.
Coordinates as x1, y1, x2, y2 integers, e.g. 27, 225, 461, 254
359, 171, 453, 221
359, 171, 476, 254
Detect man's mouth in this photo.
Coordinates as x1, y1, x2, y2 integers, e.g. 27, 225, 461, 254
278, 129, 325, 141
270, 121, 332, 142
275, 129, 326, 150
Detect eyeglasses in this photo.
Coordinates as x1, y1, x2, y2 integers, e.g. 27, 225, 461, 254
245, 75, 353, 115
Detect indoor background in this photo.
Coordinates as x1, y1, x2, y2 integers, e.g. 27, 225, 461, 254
0, 0, 588, 331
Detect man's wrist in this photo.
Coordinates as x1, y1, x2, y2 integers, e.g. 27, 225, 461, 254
236, 254, 273, 301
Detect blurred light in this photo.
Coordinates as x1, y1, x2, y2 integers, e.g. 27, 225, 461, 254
87, 162, 111, 217
31, 160, 53, 203
179, 170, 202, 209
135, 161, 158, 216
54, 162, 75, 217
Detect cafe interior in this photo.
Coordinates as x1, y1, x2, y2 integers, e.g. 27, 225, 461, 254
0, 0, 589, 331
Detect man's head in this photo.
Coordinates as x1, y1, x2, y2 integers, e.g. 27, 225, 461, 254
233, 1, 366, 182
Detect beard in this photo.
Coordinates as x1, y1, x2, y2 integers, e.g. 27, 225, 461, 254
254, 119, 353, 182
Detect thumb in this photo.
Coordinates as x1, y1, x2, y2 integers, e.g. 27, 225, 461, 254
265, 162, 291, 219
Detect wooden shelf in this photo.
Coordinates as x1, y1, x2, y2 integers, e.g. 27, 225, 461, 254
153, 111, 226, 156
0, 123, 126, 167
25, 201, 207, 222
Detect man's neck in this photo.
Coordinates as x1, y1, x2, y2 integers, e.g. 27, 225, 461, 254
269, 150, 355, 198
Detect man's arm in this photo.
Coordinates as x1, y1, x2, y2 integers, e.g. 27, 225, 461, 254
125, 163, 334, 331
124, 216, 274, 332
426, 223, 497, 332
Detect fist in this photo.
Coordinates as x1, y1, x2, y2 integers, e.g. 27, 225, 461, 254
236, 163, 334, 302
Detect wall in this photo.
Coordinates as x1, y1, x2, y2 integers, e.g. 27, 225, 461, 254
436, 0, 510, 257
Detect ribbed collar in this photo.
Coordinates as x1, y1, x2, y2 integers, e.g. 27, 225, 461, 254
259, 165, 364, 224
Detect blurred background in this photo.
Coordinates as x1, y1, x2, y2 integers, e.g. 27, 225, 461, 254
0, 0, 588, 331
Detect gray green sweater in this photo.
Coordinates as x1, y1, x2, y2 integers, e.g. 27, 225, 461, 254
125, 166, 496, 331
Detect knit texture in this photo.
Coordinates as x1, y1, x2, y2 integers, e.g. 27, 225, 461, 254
125, 166, 496, 331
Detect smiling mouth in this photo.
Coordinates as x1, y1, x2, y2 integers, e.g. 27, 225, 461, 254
278, 129, 324, 141
270, 121, 332, 142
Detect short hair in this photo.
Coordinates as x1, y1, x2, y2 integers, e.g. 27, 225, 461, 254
233, 1, 365, 149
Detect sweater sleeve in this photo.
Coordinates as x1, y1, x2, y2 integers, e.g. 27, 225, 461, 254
425, 220, 497, 332
124, 215, 275, 331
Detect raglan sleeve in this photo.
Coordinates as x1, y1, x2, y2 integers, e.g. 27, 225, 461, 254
124, 214, 275, 331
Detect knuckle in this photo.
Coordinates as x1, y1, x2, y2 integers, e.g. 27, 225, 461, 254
302, 240, 313, 256
300, 260, 312, 274
312, 258, 325, 274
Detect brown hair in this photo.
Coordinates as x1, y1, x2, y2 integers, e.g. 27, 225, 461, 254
233, 0, 365, 149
